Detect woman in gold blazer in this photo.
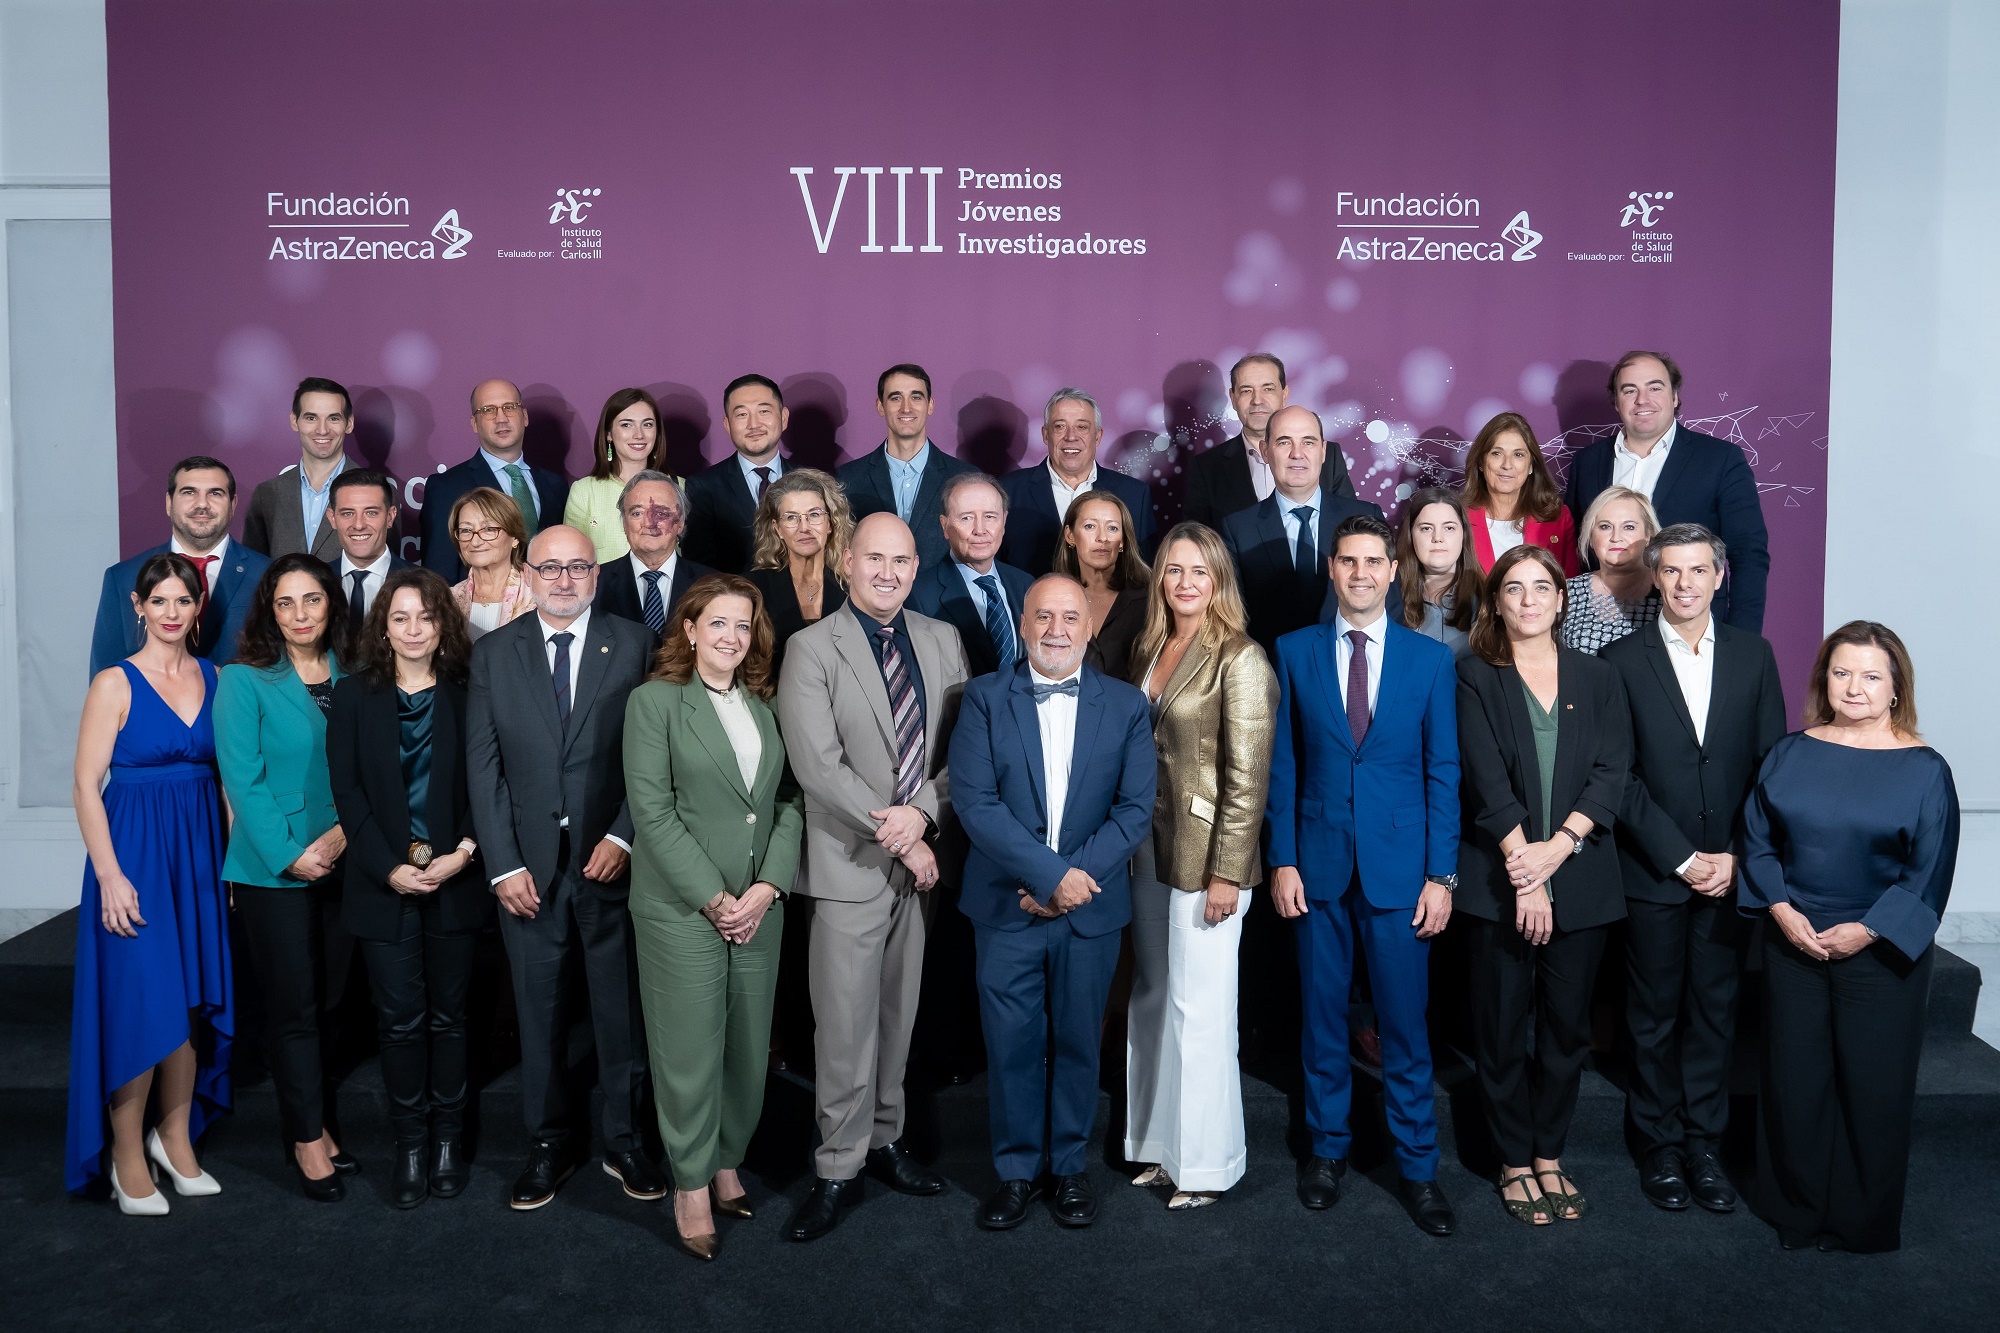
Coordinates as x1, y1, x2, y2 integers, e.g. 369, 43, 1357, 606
1122, 521, 1278, 1208
623, 574, 803, 1262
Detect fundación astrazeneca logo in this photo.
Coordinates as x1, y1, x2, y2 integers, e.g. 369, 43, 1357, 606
1621, 191, 1672, 228
431, 210, 472, 259
550, 188, 601, 226
1501, 211, 1542, 261
264, 190, 470, 261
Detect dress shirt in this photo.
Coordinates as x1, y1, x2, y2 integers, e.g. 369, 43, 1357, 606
1276, 487, 1322, 568
1331, 609, 1388, 716
337, 548, 394, 617
850, 602, 928, 726
297, 456, 346, 543
708, 684, 764, 790
1048, 461, 1099, 520
629, 549, 679, 596
954, 559, 1012, 624
1485, 513, 1525, 561
734, 450, 784, 495
1659, 613, 1717, 745
1611, 422, 1678, 500
169, 535, 231, 596
1244, 438, 1277, 502
526, 607, 630, 853
480, 448, 538, 520
1031, 666, 1082, 853
884, 442, 931, 523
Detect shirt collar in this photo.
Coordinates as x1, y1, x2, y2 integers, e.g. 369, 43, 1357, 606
340, 547, 392, 577
886, 441, 931, 472
299, 456, 347, 494
538, 606, 589, 642
1614, 422, 1678, 460
850, 601, 906, 639
736, 450, 783, 486
170, 534, 230, 564
630, 548, 678, 578
1048, 460, 1097, 491
480, 447, 526, 477
1276, 487, 1323, 519
1657, 612, 1715, 656
1332, 609, 1390, 648
1028, 665, 1084, 689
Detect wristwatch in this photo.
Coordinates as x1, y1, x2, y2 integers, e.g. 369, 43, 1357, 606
1427, 875, 1458, 894
920, 810, 941, 847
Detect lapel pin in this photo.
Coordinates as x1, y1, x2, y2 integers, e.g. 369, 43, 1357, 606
600, 645, 609, 653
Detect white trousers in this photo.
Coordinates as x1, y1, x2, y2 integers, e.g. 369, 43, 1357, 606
1123, 847, 1248, 1191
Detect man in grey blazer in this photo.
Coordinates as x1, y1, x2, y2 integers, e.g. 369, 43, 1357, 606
776, 513, 969, 1241
241, 376, 358, 562
465, 524, 667, 1211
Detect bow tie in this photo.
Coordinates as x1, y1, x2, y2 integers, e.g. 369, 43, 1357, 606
1030, 679, 1080, 700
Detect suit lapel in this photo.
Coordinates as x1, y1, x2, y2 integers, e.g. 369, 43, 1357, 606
1223, 436, 1255, 513
1157, 636, 1209, 715
1549, 651, 1582, 830
1005, 669, 1048, 823
1642, 628, 1700, 746
908, 616, 948, 756
910, 446, 947, 523
1698, 622, 1729, 746
1500, 663, 1542, 836
1317, 625, 1358, 754
1060, 672, 1108, 830
565, 616, 614, 747
829, 611, 899, 752
514, 620, 564, 743
683, 682, 751, 802
749, 692, 784, 803
267, 661, 320, 731
1360, 626, 1405, 754
1649, 428, 1695, 518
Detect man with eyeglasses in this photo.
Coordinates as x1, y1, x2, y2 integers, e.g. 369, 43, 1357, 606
593, 470, 715, 650
421, 378, 567, 581
465, 524, 664, 1211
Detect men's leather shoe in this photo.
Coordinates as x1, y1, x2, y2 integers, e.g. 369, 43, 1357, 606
1398, 1177, 1456, 1236
784, 1176, 862, 1242
429, 1137, 468, 1199
866, 1140, 945, 1196
603, 1149, 669, 1201
978, 1178, 1042, 1230
392, 1143, 428, 1210
1297, 1155, 1348, 1210
1640, 1146, 1691, 1211
1685, 1151, 1737, 1213
1051, 1172, 1097, 1228
509, 1142, 576, 1211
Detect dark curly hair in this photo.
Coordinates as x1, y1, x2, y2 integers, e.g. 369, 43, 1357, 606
355, 568, 472, 687
650, 573, 777, 700
232, 553, 352, 668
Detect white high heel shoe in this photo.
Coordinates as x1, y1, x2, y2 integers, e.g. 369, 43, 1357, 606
146, 1128, 221, 1197
110, 1161, 169, 1216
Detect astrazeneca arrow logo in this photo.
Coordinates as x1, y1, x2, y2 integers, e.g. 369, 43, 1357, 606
431, 209, 472, 259
1502, 211, 1542, 261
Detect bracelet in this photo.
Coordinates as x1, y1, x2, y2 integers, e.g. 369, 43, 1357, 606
1556, 827, 1582, 851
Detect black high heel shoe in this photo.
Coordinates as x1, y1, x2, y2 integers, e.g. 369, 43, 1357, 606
288, 1146, 345, 1202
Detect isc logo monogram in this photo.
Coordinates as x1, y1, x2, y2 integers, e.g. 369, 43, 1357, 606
790, 167, 946, 254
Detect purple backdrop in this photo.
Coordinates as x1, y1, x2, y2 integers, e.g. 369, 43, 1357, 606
106, 0, 1837, 691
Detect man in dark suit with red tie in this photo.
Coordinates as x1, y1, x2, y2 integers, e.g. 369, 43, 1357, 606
683, 374, 789, 575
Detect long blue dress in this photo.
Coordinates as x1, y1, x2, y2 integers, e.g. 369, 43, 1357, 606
65, 659, 234, 1194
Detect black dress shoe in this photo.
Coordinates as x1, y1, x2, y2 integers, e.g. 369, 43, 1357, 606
866, 1140, 945, 1196
1296, 1155, 1348, 1210
784, 1176, 862, 1242
1685, 1151, 1737, 1213
509, 1142, 576, 1211
978, 1178, 1042, 1230
1640, 1145, 1691, 1211
1051, 1172, 1097, 1228
391, 1143, 428, 1210
288, 1148, 345, 1203
603, 1149, 669, 1201
1398, 1177, 1456, 1236
429, 1137, 468, 1199
329, 1149, 362, 1177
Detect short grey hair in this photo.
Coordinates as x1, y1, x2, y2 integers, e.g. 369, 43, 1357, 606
939, 470, 1009, 516
1043, 387, 1102, 431
1644, 522, 1727, 571
618, 468, 687, 514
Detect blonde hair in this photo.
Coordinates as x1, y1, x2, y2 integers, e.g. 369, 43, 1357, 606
751, 468, 853, 581
1577, 484, 1661, 569
1132, 521, 1250, 680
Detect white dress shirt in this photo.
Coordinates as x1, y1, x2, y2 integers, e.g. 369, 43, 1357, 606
1331, 609, 1388, 716
1485, 514, 1525, 561
1611, 423, 1678, 500
1032, 666, 1082, 853
629, 549, 679, 599
337, 548, 394, 617
170, 536, 233, 607
708, 685, 764, 790
1276, 487, 1322, 570
1243, 438, 1277, 502
1659, 612, 1716, 745
480, 448, 538, 520
1048, 461, 1099, 520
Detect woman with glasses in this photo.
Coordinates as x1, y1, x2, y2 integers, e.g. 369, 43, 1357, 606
1052, 489, 1151, 680
746, 469, 852, 670
565, 388, 679, 565
448, 487, 535, 640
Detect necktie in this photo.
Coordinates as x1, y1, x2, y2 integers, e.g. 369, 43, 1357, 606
1345, 628, 1371, 746
192, 555, 220, 651
1293, 504, 1317, 573
347, 569, 369, 634
504, 463, 537, 526
640, 569, 666, 635
974, 574, 1016, 669
753, 466, 773, 501
550, 631, 575, 730
877, 626, 924, 803
1030, 678, 1080, 700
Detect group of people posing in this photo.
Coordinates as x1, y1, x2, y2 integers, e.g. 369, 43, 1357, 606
68, 351, 1957, 1261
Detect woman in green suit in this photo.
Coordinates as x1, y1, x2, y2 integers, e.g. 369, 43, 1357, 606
624, 572, 802, 1262
214, 553, 358, 1201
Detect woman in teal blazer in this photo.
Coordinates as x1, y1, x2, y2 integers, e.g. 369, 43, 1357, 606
213, 554, 356, 1201
624, 573, 802, 1262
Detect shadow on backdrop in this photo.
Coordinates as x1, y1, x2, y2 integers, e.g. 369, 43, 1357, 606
120, 387, 217, 502
780, 372, 848, 473
646, 381, 711, 478
520, 383, 577, 478
951, 379, 1030, 479
1552, 359, 1617, 477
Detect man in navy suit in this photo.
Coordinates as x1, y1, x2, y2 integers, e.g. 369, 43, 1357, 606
90, 455, 269, 675
419, 378, 567, 581
328, 469, 414, 633
1222, 405, 1384, 655
1184, 353, 1355, 531
906, 472, 1033, 678
1267, 514, 1460, 1236
591, 471, 714, 650
998, 389, 1154, 576
951, 575, 1155, 1231
838, 364, 972, 575
682, 373, 788, 575
1562, 351, 1769, 630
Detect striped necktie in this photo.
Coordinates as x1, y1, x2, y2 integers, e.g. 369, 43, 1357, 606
974, 574, 1016, 669
876, 625, 924, 803
640, 569, 666, 634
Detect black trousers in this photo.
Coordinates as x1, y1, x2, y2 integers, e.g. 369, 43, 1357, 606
1624, 894, 1746, 1153
495, 847, 645, 1154
1759, 930, 1932, 1253
359, 896, 479, 1146
1465, 915, 1609, 1164
233, 880, 354, 1144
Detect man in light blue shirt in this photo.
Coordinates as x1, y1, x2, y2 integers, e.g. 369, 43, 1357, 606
907, 473, 1032, 679
419, 378, 568, 579
242, 376, 356, 561
838, 364, 973, 574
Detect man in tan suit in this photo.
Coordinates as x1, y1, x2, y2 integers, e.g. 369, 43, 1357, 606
776, 513, 968, 1242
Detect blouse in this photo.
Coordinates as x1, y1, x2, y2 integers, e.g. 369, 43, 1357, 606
1486, 515, 1525, 562
397, 686, 435, 843
707, 684, 763, 791
1560, 574, 1660, 655
1522, 679, 1558, 844
453, 567, 535, 640
304, 678, 334, 715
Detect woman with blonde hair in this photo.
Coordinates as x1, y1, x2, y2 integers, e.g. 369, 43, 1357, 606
447, 487, 535, 639
745, 468, 851, 668
1561, 485, 1661, 655
1052, 489, 1151, 679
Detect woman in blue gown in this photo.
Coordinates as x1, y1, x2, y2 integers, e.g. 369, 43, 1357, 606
66, 553, 233, 1213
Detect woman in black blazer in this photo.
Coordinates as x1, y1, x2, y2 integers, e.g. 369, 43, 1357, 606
327, 569, 492, 1208
745, 469, 849, 671
1456, 544, 1630, 1227
1053, 489, 1150, 680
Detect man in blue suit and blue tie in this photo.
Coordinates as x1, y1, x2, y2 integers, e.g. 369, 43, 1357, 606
951, 575, 1155, 1231
90, 456, 269, 676
1267, 513, 1460, 1236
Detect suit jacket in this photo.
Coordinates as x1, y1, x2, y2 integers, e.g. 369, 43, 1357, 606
1086, 585, 1149, 682
1182, 433, 1355, 532
242, 461, 350, 562
906, 558, 1032, 679
837, 442, 973, 575
214, 656, 344, 887
949, 663, 1157, 937
92, 541, 271, 677
326, 674, 492, 940
1267, 621, 1459, 909
464, 610, 652, 897
682, 454, 771, 575
1455, 648, 1631, 930
1562, 426, 1770, 630
420, 453, 567, 581
1146, 634, 1277, 894
1600, 620, 1786, 905
775, 606, 968, 903
1222, 490, 1385, 655
622, 678, 804, 917
593, 551, 716, 652
1467, 505, 1579, 575
997, 463, 1156, 576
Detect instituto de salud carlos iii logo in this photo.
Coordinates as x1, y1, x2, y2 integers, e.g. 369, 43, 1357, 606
549, 188, 601, 225
1621, 191, 1672, 227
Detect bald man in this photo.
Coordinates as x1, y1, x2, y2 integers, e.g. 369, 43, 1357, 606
420, 377, 568, 580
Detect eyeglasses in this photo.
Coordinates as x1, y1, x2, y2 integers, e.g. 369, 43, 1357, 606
455, 524, 505, 542
528, 560, 598, 581
472, 402, 524, 419
778, 508, 828, 528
